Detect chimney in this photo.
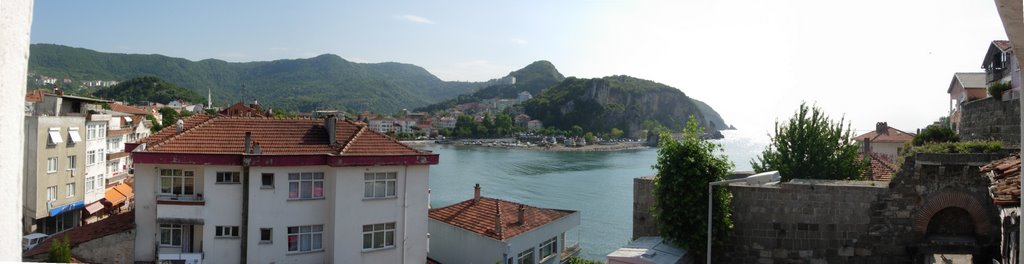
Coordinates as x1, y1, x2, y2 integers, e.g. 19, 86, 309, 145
244, 131, 252, 153
474, 183, 481, 201
326, 115, 338, 145
175, 119, 185, 133
494, 202, 503, 236
253, 141, 262, 155
875, 122, 888, 134
516, 204, 525, 224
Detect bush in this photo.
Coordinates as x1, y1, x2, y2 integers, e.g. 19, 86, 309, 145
751, 103, 865, 181
912, 125, 959, 146
652, 116, 734, 260
895, 140, 1002, 170
48, 235, 71, 263
989, 81, 1012, 100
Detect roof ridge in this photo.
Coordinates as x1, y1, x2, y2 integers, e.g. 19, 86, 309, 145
151, 115, 217, 150
340, 125, 367, 154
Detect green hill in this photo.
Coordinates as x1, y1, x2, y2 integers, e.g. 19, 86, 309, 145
414, 60, 565, 112
28, 44, 480, 113
523, 75, 727, 138
92, 76, 204, 105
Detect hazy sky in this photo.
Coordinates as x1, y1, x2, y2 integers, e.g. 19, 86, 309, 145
31, 0, 1009, 134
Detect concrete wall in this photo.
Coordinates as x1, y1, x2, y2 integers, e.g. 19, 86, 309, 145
24, 116, 86, 232
633, 176, 657, 239
427, 220, 508, 264
721, 180, 888, 264
72, 230, 134, 264
0, 0, 33, 258
960, 97, 1021, 147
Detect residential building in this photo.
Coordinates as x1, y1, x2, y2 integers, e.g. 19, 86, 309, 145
428, 184, 581, 264
527, 120, 543, 131
434, 116, 456, 130
23, 90, 110, 234
982, 40, 1020, 94
131, 115, 438, 263
606, 236, 692, 264
368, 117, 396, 133
514, 114, 532, 127
853, 122, 914, 160
219, 101, 268, 117
84, 113, 110, 205
947, 72, 989, 131
110, 103, 152, 143
517, 91, 533, 102
104, 111, 133, 187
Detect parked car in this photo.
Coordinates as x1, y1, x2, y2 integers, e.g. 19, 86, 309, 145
22, 233, 47, 251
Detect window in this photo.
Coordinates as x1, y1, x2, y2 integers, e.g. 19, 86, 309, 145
216, 226, 240, 238
46, 186, 56, 202
46, 157, 57, 173
288, 172, 324, 199
160, 169, 195, 196
97, 124, 106, 138
97, 149, 104, 162
261, 173, 274, 188
517, 248, 535, 264
85, 176, 95, 193
87, 124, 96, 140
361, 222, 395, 250
86, 150, 96, 166
287, 225, 323, 253
159, 224, 183, 246
216, 172, 240, 183
538, 237, 557, 261
68, 127, 81, 143
66, 155, 76, 170
66, 183, 75, 198
260, 228, 273, 243
363, 172, 397, 199
47, 128, 63, 145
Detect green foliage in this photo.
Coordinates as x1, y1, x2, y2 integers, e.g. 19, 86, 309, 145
989, 81, 1012, 100
146, 114, 163, 133
28, 44, 481, 113
751, 103, 865, 182
584, 132, 596, 143
565, 256, 603, 264
912, 125, 959, 146
610, 127, 624, 139
652, 116, 734, 260
415, 60, 565, 113
92, 76, 203, 104
159, 108, 182, 128
907, 140, 1002, 155
47, 235, 71, 263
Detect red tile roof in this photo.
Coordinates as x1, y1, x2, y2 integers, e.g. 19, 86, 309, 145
142, 115, 426, 156
219, 102, 266, 117
25, 211, 135, 257
853, 127, 915, 143
429, 196, 576, 241
981, 154, 1020, 206
861, 153, 896, 181
993, 40, 1013, 51
109, 103, 148, 115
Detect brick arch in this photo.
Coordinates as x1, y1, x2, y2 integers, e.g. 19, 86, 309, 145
911, 190, 993, 237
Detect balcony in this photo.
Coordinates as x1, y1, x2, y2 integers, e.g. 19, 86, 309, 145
158, 252, 203, 264
157, 195, 205, 222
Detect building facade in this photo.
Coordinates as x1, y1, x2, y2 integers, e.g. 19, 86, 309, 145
84, 114, 109, 204
132, 115, 439, 263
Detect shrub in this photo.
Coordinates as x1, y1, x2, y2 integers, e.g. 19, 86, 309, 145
751, 103, 865, 181
989, 81, 1012, 100
912, 125, 959, 146
47, 235, 71, 263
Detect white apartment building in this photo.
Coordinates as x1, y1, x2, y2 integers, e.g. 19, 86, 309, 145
104, 112, 133, 187
132, 115, 439, 264
368, 117, 396, 133
84, 115, 109, 205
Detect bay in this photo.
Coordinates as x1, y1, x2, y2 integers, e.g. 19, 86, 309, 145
423, 130, 768, 260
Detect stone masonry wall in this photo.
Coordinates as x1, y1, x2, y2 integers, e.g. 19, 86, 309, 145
960, 97, 1020, 147
633, 176, 658, 239
72, 230, 134, 264
721, 180, 888, 264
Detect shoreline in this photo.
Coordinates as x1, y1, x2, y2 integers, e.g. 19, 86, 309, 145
401, 140, 651, 152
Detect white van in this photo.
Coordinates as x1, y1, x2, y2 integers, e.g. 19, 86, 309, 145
22, 233, 48, 251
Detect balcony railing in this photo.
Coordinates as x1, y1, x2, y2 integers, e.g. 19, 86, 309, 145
157, 194, 205, 206
158, 252, 203, 264
559, 242, 581, 262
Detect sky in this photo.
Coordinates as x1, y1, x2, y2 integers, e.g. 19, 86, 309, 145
31, 0, 1009, 134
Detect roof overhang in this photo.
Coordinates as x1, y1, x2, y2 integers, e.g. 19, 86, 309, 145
132, 152, 440, 167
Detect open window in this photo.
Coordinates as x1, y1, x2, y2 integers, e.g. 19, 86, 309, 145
47, 128, 63, 145
68, 127, 82, 144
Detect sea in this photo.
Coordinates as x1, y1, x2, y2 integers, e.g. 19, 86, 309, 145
421, 130, 769, 260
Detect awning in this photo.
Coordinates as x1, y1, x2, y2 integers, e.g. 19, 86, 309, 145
114, 184, 134, 200
103, 186, 126, 205
124, 116, 133, 123
48, 200, 84, 217
68, 128, 82, 143
84, 201, 105, 214
47, 129, 63, 145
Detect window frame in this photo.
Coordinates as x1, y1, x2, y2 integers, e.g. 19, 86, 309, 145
159, 224, 183, 246
538, 237, 557, 261
517, 247, 535, 264
287, 224, 324, 253
215, 226, 240, 238
86, 150, 96, 166
46, 157, 58, 173
287, 172, 324, 200
65, 183, 75, 198
361, 222, 396, 251
66, 155, 76, 170
259, 228, 273, 244
261, 173, 274, 189
215, 171, 241, 184
46, 186, 56, 202
159, 169, 196, 196
362, 172, 397, 199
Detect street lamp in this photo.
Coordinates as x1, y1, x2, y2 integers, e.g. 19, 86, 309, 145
706, 171, 781, 264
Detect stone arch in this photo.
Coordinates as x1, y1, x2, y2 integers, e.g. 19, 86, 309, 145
911, 190, 993, 238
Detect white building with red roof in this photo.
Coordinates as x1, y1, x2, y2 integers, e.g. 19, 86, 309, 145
853, 122, 915, 160
428, 184, 581, 264
130, 114, 439, 263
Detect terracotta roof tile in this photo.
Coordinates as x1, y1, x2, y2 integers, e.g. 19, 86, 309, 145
994, 40, 1013, 51
109, 103, 148, 115
981, 154, 1020, 206
25, 212, 135, 257
429, 196, 576, 241
861, 153, 896, 181
853, 127, 915, 143
142, 115, 425, 156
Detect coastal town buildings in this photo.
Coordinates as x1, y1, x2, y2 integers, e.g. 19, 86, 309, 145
131, 114, 439, 263
428, 184, 581, 264
853, 122, 914, 159
83, 111, 109, 205
983, 40, 1020, 96
23, 90, 110, 234
947, 72, 989, 131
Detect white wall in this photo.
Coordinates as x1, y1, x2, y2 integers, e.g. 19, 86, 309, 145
85, 120, 107, 204
427, 220, 508, 264
248, 165, 332, 264
506, 212, 580, 264
200, 165, 243, 264
134, 165, 159, 261
869, 142, 903, 159
0, 0, 33, 259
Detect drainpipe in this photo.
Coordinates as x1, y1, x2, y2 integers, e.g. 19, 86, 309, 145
241, 132, 251, 263
401, 166, 408, 264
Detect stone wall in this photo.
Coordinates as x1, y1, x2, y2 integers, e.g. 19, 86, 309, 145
633, 176, 657, 239
71, 229, 134, 264
960, 97, 1020, 147
721, 180, 888, 264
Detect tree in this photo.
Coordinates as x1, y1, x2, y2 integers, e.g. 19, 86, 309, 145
571, 125, 583, 137
751, 103, 865, 182
159, 107, 180, 128
146, 114, 163, 133
48, 235, 71, 263
912, 125, 959, 146
584, 132, 596, 143
652, 116, 734, 261
610, 127, 624, 139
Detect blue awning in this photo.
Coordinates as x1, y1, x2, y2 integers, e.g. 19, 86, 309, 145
49, 200, 84, 217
